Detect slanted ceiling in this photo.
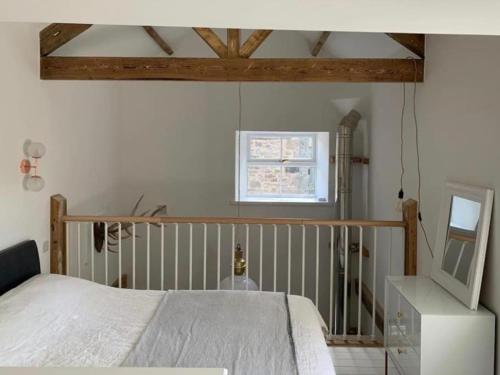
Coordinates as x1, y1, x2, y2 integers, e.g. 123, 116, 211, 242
39, 24, 424, 82
2, 0, 500, 36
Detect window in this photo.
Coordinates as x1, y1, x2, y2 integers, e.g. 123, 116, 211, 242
235, 131, 329, 203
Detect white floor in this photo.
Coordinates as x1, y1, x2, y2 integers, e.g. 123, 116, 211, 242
329, 347, 398, 375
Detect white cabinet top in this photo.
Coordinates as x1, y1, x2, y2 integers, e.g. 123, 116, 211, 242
387, 276, 493, 317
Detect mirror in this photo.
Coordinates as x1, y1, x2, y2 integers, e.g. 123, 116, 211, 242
432, 182, 494, 310
441, 196, 481, 286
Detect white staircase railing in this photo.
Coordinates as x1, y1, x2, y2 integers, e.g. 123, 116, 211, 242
50, 195, 418, 345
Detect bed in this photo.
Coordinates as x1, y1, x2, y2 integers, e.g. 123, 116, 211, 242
0, 241, 335, 374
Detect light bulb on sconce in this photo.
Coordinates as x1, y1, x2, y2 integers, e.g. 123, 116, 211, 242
27, 142, 46, 159
24, 175, 45, 192
20, 141, 46, 192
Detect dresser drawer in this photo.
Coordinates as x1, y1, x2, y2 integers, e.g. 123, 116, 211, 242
389, 346, 420, 375
386, 282, 421, 374
400, 296, 421, 351
386, 283, 400, 329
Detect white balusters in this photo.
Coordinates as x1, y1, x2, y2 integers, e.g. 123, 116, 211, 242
372, 227, 378, 338
61, 218, 406, 342
132, 223, 136, 290
118, 223, 122, 288
217, 224, 221, 290
105, 222, 108, 286
343, 225, 348, 336
245, 224, 249, 291
287, 224, 291, 295
175, 223, 179, 290
91, 223, 95, 282
357, 226, 363, 336
388, 228, 393, 276
203, 224, 207, 291
315, 225, 320, 307
77, 223, 81, 278
231, 224, 235, 290
301, 225, 306, 297
273, 224, 277, 292
146, 223, 151, 290
259, 224, 263, 292
160, 224, 165, 291
329, 225, 334, 336
65, 222, 70, 276
189, 223, 193, 290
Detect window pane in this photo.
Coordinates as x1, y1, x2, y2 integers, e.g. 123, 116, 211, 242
282, 136, 314, 160
247, 166, 281, 195
249, 137, 281, 160
281, 166, 316, 195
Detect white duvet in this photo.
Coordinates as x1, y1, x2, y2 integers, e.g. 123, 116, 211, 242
0, 274, 334, 374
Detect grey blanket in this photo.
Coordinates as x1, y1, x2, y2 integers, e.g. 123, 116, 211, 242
123, 290, 298, 375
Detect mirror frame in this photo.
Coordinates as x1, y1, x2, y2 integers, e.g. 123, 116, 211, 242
431, 181, 494, 310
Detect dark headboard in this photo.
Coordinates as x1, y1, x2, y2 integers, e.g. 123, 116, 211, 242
0, 240, 41, 295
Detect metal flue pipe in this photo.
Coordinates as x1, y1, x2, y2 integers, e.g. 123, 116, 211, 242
335, 109, 362, 218
334, 109, 362, 335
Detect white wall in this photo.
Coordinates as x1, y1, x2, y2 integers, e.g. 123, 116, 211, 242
0, 22, 409, 328
115, 82, 370, 216
108, 29, 377, 322
0, 23, 378, 323
2, 19, 499, 357
0, 22, 121, 272
112, 80, 372, 312
369, 34, 500, 370
1, 20, 499, 363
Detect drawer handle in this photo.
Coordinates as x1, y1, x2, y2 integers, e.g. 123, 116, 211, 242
397, 311, 404, 319
397, 348, 407, 355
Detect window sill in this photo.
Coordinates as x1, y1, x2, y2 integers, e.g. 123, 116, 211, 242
230, 200, 334, 207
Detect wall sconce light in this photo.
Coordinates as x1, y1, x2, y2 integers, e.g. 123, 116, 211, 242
20, 142, 46, 192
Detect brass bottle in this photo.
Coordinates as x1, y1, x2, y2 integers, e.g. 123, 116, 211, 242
234, 244, 246, 276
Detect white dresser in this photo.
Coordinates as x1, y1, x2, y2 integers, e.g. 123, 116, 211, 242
385, 276, 494, 375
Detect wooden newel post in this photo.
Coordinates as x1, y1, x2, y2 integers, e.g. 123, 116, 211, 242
50, 194, 67, 275
403, 199, 418, 276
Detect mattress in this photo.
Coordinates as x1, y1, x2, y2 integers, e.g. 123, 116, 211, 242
0, 274, 334, 374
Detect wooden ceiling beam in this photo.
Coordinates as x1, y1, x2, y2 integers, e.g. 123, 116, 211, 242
192, 27, 228, 58
240, 30, 273, 58
311, 31, 331, 57
143, 26, 173, 55
40, 23, 93, 56
227, 29, 241, 58
386, 33, 425, 58
40, 56, 424, 82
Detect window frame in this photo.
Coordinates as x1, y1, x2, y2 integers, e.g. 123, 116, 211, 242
235, 131, 329, 203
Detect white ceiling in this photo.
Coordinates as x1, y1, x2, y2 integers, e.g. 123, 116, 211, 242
54, 26, 413, 59
1, 0, 500, 36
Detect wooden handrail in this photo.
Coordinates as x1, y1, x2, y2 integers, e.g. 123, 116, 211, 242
61, 215, 406, 227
